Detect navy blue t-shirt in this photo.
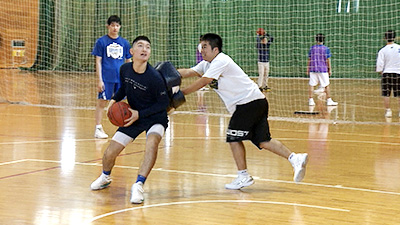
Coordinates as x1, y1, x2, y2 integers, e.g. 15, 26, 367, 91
256, 34, 274, 63
113, 62, 169, 127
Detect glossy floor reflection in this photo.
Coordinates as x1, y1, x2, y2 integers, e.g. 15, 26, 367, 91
0, 103, 400, 224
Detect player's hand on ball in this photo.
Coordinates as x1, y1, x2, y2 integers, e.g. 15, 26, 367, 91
123, 108, 139, 127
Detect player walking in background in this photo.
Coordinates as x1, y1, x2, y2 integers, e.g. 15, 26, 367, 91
256, 28, 274, 92
92, 15, 132, 139
178, 33, 308, 189
307, 34, 338, 106
376, 30, 400, 118
90, 36, 170, 204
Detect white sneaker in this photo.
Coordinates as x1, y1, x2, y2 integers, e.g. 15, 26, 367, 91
225, 175, 254, 190
326, 98, 338, 106
385, 109, 392, 118
308, 98, 315, 106
91, 173, 112, 190
94, 127, 108, 139
130, 182, 144, 204
289, 153, 309, 183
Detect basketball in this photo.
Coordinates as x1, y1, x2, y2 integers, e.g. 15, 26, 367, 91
107, 102, 132, 127
256, 28, 265, 35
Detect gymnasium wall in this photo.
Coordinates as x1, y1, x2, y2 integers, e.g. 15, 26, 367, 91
0, 0, 39, 68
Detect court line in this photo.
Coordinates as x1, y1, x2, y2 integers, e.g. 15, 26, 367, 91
0, 159, 29, 166
2, 158, 399, 197
0, 150, 144, 180
88, 199, 350, 223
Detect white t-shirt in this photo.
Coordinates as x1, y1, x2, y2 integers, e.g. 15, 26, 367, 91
376, 43, 400, 74
191, 52, 265, 113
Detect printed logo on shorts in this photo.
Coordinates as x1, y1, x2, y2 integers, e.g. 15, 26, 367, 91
107, 42, 124, 59
209, 79, 218, 89
227, 129, 249, 137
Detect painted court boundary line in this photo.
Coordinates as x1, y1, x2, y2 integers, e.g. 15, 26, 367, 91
1, 159, 400, 197
88, 200, 350, 223
1, 136, 400, 147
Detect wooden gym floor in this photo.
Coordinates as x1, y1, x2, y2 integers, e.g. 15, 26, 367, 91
0, 69, 400, 224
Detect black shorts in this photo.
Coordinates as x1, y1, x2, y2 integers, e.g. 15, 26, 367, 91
382, 73, 400, 97
117, 114, 168, 139
226, 98, 271, 148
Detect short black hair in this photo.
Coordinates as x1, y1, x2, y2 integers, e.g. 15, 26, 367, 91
200, 33, 223, 52
132, 35, 151, 46
107, 15, 121, 25
315, 33, 325, 43
385, 30, 396, 42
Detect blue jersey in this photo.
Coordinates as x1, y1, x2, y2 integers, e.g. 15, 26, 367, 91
113, 62, 169, 127
92, 35, 132, 83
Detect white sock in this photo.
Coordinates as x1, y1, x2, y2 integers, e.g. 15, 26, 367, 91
96, 124, 103, 129
288, 152, 295, 161
238, 169, 249, 177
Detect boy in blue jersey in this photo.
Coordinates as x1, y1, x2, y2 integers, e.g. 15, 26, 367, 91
92, 15, 132, 139
307, 34, 338, 106
90, 36, 170, 204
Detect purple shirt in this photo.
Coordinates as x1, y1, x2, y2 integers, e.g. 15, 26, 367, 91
308, 44, 331, 73
196, 43, 203, 64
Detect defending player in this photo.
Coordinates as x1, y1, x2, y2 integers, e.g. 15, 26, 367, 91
376, 30, 400, 117
92, 15, 132, 139
178, 33, 308, 189
90, 36, 170, 204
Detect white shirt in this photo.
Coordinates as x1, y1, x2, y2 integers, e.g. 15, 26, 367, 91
376, 43, 400, 74
191, 52, 265, 113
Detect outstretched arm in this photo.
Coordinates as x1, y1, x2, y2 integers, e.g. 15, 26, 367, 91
182, 77, 213, 95
178, 68, 201, 78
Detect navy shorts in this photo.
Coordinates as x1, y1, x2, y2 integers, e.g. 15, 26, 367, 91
382, 73, 400, 97
98, 82, 121, 100
226, 98, 271, 148
117, 115, 168, 140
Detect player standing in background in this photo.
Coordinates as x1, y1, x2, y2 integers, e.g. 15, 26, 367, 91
256, 28, 274, 92
307, 34, 338, 106
196, 34, 207, 111
92, 15, 132, 139
196, 35, 204, 64
376, 30, 400, 118
90, 36, 170, 204
178, 33, 308, 189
